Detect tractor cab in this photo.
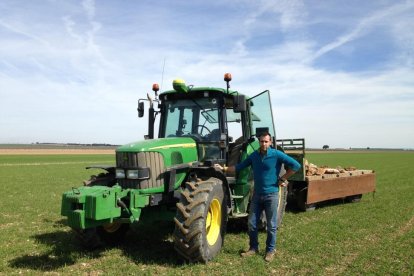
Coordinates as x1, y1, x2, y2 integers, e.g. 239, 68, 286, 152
138, 74, 277, 166
160, 95, 223, 161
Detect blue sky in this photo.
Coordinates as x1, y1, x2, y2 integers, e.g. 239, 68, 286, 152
1, 0, 413, 148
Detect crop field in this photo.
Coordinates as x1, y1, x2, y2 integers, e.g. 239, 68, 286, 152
0, 151, 413, 275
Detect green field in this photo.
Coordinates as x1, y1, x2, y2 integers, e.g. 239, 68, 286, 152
0, 152, 413, 275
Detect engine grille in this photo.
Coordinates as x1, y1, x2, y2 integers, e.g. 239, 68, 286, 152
116, 151, 165, 189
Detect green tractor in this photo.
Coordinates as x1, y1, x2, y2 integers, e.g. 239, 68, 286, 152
61, 73, 287, 263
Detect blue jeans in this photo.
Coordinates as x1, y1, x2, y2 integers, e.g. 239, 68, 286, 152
247, 191, 279, 253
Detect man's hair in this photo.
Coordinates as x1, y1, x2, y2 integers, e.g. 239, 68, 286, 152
259, 131, 272, 140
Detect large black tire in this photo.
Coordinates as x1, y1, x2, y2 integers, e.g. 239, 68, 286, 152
345, 194, 362, 203
76, 222, 130, 250
277, 185, 288, 227
173, 177, 228, 263
256, 185, 288, 231
297, 187, 316, 211
83, 172, 116, 187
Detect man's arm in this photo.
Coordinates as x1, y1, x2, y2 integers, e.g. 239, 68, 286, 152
214, 155, 252, 175
278, 168, 297, 187
278, 151, 301, 187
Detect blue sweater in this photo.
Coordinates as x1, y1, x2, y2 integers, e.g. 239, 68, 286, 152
235, 148, 301, 194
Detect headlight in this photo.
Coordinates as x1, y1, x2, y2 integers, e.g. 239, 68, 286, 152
126, 169, 140, 179
115, 169, 125, 179
126, 168, 150, 180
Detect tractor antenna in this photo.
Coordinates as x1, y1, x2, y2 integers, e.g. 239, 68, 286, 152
160, 57, 166, 91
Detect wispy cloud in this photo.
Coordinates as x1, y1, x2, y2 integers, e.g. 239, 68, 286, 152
231, 0, 307, 56
0, 0, 413, 148
309, 1, 414, 63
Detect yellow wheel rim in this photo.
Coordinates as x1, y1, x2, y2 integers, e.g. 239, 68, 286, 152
102, 222, 122, 233
206, 198, 221, 246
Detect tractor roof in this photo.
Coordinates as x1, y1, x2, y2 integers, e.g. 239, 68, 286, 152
159, 86, 249, 99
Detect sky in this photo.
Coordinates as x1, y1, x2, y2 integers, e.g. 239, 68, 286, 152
0, 0, 413, 149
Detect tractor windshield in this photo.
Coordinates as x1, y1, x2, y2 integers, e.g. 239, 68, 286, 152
162, 97, 220, 142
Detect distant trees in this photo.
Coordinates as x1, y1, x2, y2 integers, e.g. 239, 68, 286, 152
323, 145, 329, 150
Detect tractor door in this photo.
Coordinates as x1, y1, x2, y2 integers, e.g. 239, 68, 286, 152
226, 90, 276, 167
229, 90, 277, 213
247, 90, 276, 142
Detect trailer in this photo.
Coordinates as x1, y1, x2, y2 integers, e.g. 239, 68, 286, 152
277, 139, 376, 211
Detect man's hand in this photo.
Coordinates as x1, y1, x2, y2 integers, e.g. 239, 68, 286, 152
214, 164, 224, 171
214, 164, 234, 175
278, 178, 289, 187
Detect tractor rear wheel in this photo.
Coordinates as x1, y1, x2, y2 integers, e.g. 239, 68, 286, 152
257, 185, 288, 231
277, 185, 288, 227
173, 177, 228, 263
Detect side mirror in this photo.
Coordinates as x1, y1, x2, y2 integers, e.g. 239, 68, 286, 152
233, 95, 246, 113
138, 101, 145, 117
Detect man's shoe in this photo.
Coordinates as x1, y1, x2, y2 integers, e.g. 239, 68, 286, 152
240, 249, 258, 257
264, 251, 275, 262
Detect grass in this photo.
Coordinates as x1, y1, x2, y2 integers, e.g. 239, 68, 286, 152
0, 152, 413, 275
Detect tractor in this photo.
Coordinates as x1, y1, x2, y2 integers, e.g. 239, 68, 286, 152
61, 73, 288, 263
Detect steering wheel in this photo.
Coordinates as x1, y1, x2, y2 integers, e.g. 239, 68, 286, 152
196, 125, 211, 137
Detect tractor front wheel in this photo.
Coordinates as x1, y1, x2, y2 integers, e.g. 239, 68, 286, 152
76, 222, 130, 249
173, 177, 228, 263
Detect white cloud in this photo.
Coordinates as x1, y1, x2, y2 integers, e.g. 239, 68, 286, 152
0, 0, 413, 148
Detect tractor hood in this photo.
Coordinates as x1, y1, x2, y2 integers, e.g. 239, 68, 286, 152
116, 137, 199, 166
117, 137, 197, 152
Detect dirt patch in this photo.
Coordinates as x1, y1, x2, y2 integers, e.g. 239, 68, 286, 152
0, 149, 114, 155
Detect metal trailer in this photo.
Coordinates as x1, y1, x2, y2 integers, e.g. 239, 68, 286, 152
277, 138, 376, 211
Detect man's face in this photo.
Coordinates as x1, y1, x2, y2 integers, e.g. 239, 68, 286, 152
259, 134, 272, 152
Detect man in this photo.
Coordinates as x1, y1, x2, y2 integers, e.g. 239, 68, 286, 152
215, 132, 300, 262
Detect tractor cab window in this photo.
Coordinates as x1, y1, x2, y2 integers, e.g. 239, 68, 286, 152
163, 98, 220, 143
226, 108, 243, 142
162, 97, 221, 161
248, 90, 276, 140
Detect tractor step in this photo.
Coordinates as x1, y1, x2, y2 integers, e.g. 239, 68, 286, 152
231, 212, 249, 218
226, 177, 236, 185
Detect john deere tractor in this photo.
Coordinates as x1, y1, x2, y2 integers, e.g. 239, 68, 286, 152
61, 73, 288, 263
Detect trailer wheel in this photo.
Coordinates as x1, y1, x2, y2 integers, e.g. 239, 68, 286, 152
345, 194, 362, 203
173, 177, 228, 263
76, 222, 129, 249
298, 188, 316, 212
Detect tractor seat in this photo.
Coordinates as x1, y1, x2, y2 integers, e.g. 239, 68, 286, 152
207, 129, 221, 141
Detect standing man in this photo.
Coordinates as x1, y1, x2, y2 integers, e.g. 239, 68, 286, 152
215, 132, 300, 262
